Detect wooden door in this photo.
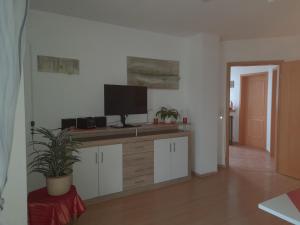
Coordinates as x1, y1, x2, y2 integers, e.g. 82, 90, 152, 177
73, 146, 99, 200
277, 61, 300, 179
171, 137, 188, 180
154, 138, 171, 183
99, 144, 123, 196
239, 73, 268, 149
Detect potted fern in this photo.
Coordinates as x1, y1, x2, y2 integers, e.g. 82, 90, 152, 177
156, 107, 179, 123
28, 127, 81, 196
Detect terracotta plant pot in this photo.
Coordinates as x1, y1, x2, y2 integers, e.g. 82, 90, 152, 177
164, 117, 173, 124
46, 175, 72, 196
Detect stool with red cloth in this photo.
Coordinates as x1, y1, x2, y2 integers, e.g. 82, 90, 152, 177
28, 185, 86, 225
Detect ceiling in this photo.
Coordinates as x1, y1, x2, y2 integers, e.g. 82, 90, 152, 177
30, 0, 300, 40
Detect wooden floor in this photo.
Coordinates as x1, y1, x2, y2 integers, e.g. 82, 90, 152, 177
229, 145, 275, 173
76, 145, 300, 225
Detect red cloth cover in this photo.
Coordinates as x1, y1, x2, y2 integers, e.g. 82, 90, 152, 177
28, 185, 86, 225
287, 188, 300, 212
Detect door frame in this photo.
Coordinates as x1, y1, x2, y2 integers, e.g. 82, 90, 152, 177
225, 60, 283, 168
239, 72, 268, 149
270, 68, 278, 158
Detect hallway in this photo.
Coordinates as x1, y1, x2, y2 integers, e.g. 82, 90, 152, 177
229, 145, 275, 173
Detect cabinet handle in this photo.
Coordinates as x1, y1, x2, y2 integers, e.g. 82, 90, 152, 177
173, 142, 176, 152
169, 143, 172, 152
95, 152, 98, 164
101, 152, 104, 163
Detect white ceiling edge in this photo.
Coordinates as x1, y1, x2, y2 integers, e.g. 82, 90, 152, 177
28, 6, 300, 42
28, 9, 218, 40
29, 0, 300, 41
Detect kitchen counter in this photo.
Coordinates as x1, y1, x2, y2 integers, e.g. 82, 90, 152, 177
72, 124, 192, 202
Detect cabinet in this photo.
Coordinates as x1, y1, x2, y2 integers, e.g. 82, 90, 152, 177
154, 139, 171, 183
99, 144, 123, 196
73, 144, 123, 200
123, 141, 154, 190
73, 132, 190, 201
154, 137, 188, 183
73, 146, 99, 200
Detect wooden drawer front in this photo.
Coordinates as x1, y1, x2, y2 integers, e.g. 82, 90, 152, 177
124, 163, 153, 178
124, 151, 153, 167
123, 141, 153, 155
124, 174, 154, 191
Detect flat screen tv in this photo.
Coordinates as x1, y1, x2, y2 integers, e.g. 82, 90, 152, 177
104, 84, 147, 127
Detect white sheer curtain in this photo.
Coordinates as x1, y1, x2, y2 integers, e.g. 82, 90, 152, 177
0, 0, 28, 211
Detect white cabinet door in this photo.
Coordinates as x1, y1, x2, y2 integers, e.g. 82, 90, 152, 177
154, 138, 172, 183
99, 144, 123, 196
171, 137, 188, 180
73, 146, 99, 200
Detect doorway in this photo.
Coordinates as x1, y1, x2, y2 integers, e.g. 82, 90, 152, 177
239, 72, 268, 150
225, 61, 281, 169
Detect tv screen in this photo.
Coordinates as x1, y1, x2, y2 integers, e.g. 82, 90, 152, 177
104, 84, 147, 116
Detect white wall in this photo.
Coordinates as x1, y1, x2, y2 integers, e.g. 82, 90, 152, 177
26, 10, 188, 191
184, 34, 220, 174
219, 35, 300, 164
26, 10, 221, 190
27, 10, 188, 130
230, 65, 277, 151
0, 78, 27, 225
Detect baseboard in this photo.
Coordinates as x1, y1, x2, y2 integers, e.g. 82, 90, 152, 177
218, 164, 226, 169
230, 142, 239, 146
192, 165, 227, 178
192, 170, 218, 178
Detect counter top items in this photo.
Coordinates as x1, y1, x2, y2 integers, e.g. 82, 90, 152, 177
153, 117, 159, 124
69, 123, 181, 140
104, 84, 147, 128
28, 185, 86, 225
156, 107, 179, 124
61, 118, 76, 130
178, 122, 191, 131
258, 188, 300, 225
61, 117, 107, 130
77, 117, 96, 129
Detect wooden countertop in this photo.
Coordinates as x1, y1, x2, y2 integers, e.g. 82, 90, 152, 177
69, 123, 191, 148
70, 123, 178, 136
75, 130, 191, 148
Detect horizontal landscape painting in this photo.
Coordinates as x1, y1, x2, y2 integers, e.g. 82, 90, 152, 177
38, 55, 80, 75
127, 56, 180, 89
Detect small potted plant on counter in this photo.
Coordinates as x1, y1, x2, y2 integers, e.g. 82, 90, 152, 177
156, 107, 179, 124
28, 127, 81, 196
